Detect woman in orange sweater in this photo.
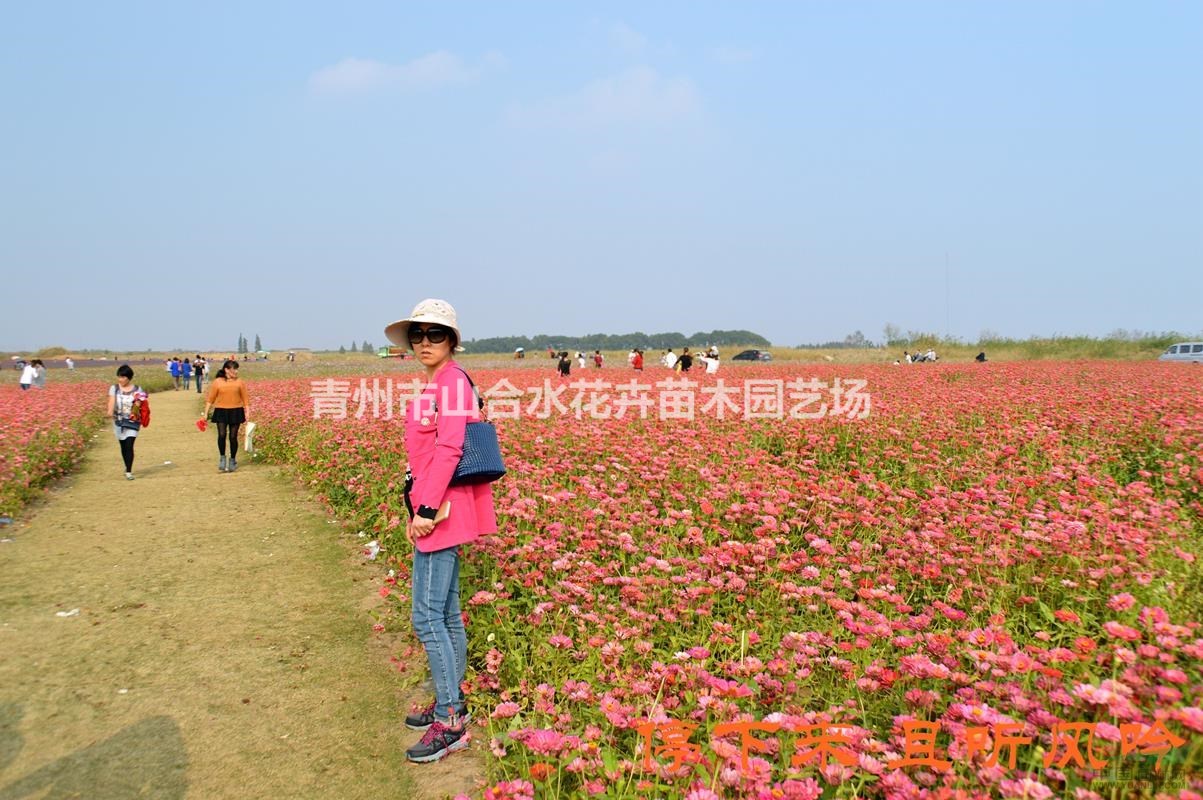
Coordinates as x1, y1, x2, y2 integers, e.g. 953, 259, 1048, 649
201, 359, 250, 472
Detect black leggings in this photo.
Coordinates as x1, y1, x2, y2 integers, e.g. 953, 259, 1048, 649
119, 437, 135, 471
216, 422, 241, 458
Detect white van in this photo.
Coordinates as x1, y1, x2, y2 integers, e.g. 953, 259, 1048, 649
1159, 342, 1203, 363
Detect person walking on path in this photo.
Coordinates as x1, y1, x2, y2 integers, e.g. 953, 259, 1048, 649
383, 298, 498, 765
106, 364, 144, 480
201, 360, 250, 473
182, 358, 193, 390
170, 358, 181, 390
194, 355, 206, 394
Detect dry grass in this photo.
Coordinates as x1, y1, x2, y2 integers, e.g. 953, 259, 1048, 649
0, 390, 484, 799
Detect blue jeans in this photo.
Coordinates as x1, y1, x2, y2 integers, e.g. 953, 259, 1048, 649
411, 546, 466, 724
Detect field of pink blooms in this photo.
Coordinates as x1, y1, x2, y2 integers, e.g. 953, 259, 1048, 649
253, 362, 1202, 799
0, 383, 109, 518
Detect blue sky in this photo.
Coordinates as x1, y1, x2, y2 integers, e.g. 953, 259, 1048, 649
2, 2, 1200, 351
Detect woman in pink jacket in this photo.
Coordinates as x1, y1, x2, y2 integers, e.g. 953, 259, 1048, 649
385, 298, 498, 764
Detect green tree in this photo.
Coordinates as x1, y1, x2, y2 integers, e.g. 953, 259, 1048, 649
339, 345, 346, 354
254, 334, 262, 352
361, 340, 372, 354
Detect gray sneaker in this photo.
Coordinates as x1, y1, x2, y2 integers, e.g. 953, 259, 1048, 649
219, 456, 227, 472
228, 459, 237, 472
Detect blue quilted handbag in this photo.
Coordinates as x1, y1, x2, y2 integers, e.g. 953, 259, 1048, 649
447, 368, 506, 486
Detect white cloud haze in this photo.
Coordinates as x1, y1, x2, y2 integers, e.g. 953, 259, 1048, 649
507, 66, 701, 128
308, 51, 487, 95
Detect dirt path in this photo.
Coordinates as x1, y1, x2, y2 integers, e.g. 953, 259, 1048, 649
0, 389, 481, 799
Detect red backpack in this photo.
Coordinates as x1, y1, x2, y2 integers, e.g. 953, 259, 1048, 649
139, 395, 151, 428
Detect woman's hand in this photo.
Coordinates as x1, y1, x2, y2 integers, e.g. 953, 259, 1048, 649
411, 516, 436, 539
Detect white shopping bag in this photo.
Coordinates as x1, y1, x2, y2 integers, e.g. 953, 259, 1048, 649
243, 421, 257, 454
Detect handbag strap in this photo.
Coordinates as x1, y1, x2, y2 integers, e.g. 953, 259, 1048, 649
430, 366, 486, 416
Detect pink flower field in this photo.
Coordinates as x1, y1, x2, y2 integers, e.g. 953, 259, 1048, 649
0, 383, 108, 518
252, 362, 1203, 798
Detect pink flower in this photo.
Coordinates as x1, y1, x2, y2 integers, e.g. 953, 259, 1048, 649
999, 777, 1054, 799
482, 780, 535, 800
1175, 705, 1203, 733
491, 701, 520, 719
1107, 593, 1137, 612
516, 728, 567, 756
1102, 620, 1142, 641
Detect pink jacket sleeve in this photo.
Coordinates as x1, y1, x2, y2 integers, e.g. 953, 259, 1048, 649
411, 364, 475, 511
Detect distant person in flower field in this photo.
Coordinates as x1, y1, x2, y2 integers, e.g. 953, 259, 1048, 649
593, 350, 603, 368
384, 297, 497, 765
632, 349, 644, 372
31, 359, 47, 389
201, 360, 250, 473
19, 360, 36, 390
107, 364, 144, 480
677, 347, 693, 373
557, 351, 571, 379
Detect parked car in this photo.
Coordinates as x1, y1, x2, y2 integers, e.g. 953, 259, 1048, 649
732, 349, 772, 362
1158, 342, 1203, 363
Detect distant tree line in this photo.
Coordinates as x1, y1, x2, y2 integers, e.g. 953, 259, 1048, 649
462, 330, 770, 354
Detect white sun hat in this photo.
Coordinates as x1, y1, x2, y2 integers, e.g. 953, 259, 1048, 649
384, 298, 464, 351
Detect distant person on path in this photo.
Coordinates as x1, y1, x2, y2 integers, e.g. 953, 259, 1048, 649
107, 364, 143, 480
194, 355, 206, 394
170, 357, 181, 390
65, 357, 74, 370
19, 361, 36, 390
383, 298, 498, 764
182, 358, 193, 390
202, 360, 250, 473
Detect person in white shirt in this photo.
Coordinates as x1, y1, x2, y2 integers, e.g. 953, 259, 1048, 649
19, 362, 36, 390
663, 349, 678, 369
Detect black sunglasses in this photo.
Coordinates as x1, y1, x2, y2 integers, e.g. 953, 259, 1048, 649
408, 326, 450, 345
